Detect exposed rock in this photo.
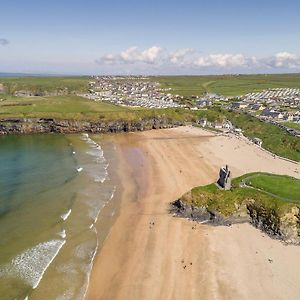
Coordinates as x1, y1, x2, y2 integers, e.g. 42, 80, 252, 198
13, 89, 70, 97
170, 199, 247, 226
0, 116, 184, 135
171, 198, 300, 245
246, 200, 281, 237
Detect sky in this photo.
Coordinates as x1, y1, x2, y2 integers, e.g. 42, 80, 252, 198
1, 0, 300, 75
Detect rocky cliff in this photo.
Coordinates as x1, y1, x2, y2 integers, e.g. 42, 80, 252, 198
171, 199, 300, 245
0, 117, 184, 135
247, 201, 300, 244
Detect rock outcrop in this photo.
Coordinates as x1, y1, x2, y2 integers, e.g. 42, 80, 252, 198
170, 199, 249, 226
0, 116, 184, 135
171, 199, 300, 245
247, 201, 300, 244
13, 89, 71, 97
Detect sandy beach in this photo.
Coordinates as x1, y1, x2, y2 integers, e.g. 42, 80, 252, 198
86, 126, 300, 300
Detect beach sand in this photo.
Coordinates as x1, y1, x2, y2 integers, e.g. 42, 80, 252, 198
86, 126, 300, 300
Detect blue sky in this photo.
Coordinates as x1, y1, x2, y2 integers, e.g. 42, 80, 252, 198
1, 0, 300, 75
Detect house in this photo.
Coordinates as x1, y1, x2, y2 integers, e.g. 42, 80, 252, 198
260, 109, 284, 120
223, 120, 233, 130
234, 128, 243, 134
249, 103, 265, 111
214, 122, 223, 129
196, 99, 213, 107
253, 137, 263, 147
231, 102, 248, 110
197, 118, 207, 127
282, 112, 295, 122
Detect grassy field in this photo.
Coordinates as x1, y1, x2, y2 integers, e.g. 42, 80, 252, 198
153, 76, 213, 96
0, 95, 128, 119
246, 174, 300, 201
154, 73, 300, 97
0, 94, 198, 122
2, 74, 300, 97
182, 172, 300, 217
284, 122, 300, 131
0, 76, 89, 94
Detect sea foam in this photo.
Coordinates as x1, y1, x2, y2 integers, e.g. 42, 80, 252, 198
0, 240, 65, 289
61, 209, 72, 221
80, 133, 109, 184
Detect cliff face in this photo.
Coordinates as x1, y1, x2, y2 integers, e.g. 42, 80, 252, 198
0, 117, 184, 135
247, 202, 300, 244
171, 199, 300, 245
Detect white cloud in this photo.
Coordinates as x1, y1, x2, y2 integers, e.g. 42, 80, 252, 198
98, 46, 164, 65
169, 48, 194, 65
266, 52, 300, 68
97, 47, 300, 71
140, 46, 163, 63
194, 53, 256, 68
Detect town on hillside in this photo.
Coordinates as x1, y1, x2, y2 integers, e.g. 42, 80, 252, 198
81, 77, 300, 138
82, 76, 181, 109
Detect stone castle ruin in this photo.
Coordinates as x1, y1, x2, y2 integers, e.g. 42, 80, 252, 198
217, 165, 231, 190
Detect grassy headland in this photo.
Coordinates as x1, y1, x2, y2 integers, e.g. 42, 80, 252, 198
0, 95, 128, 120
182, 172, 300, 219
176, 172, 300, 243
1, 97, 299, 161
0, 76, 299, 161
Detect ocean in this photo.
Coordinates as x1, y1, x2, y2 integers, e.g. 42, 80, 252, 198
0, 133, 118, 299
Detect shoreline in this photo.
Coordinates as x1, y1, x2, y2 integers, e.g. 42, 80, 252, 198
28, 133, 120, 300
86, 127, 217, 299
86, 126, 300, 300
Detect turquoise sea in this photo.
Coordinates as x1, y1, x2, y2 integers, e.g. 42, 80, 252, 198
0, 133, 118, 299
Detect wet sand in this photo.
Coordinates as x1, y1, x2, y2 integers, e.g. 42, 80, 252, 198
86, 126, 300, 300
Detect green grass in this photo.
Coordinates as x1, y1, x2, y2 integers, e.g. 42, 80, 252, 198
0, 76, 299, 161
182, 173, 300, 217
284, 122, 300, 131
246, 174, 300, 201
0, 76, 89, 94
1, 92, 299, 161
0, 94, 198, 122
222, 110, 300, 161
2, 74, 300, 97
186, 108, 300, 161
0, 95, 128, 120
152, 76, 213, 96
153, 73, 300, 97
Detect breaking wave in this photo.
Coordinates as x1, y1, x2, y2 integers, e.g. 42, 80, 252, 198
0, 239, 66, 289
61, 209, 72, 221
